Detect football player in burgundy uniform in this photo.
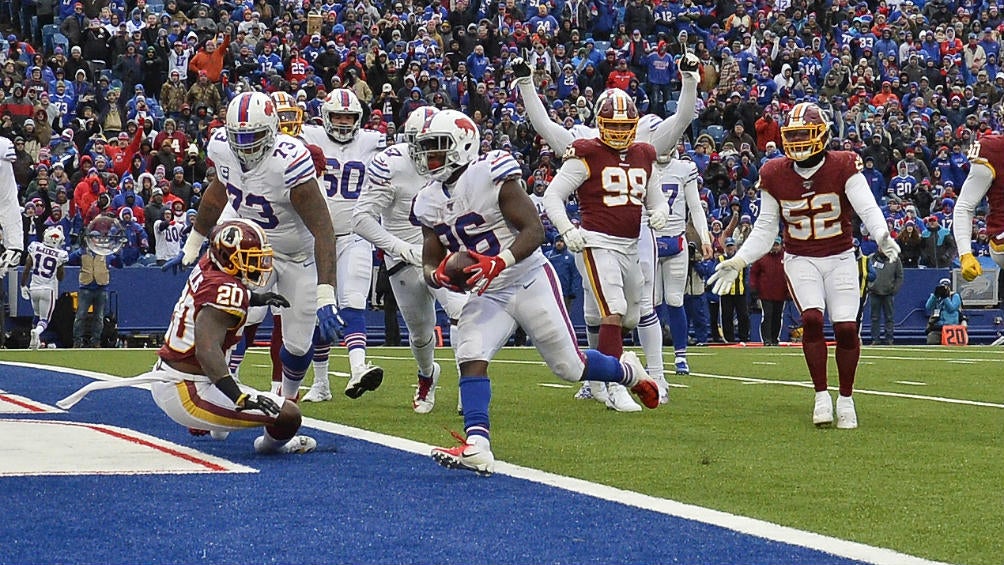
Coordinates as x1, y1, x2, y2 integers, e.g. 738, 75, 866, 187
543, 88, 671, 412
953, 135, 1004, 281
412, 110, 659, 475
59, 220, 316, 454
708, 102, 900, 429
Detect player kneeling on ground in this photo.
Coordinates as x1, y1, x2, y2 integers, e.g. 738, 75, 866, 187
59, 220, 316, 454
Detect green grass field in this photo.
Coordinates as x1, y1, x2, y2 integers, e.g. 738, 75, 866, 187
2, 344, 1002, 565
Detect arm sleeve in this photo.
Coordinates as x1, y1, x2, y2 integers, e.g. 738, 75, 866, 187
683, 166, 710, 245
952, 162, 993, 257
650, 72, 698, 156
0, 161, 23, 251
644, 168, 669, 216
735, 190, 779, 266
542, 158, 589, 235
352, 163, 411, 256
517, 79, 575, 153
845, 171, 892, 242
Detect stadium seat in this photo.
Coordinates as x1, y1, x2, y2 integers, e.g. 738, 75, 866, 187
664, 100, 678, 115
42, 24, 58, 54
52, 33, 69, 55
704, 125, 725, 146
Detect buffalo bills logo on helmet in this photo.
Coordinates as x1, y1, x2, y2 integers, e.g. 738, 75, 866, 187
455, 118, 476, 135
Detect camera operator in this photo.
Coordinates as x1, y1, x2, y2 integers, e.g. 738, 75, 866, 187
925, 278, 962, 345
683, 241, 716, 346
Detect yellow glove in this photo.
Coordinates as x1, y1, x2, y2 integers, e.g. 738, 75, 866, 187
960, 253, 983, 282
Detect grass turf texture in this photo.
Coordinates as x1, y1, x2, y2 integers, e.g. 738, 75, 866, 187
3, 345, 1001, 565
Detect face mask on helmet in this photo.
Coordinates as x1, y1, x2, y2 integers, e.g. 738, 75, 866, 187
209, 220, 274, 288
780, 102, 830, 161
595, 89, 639, 150
225, 93, 278, 169
322, 89, 363, 143
411, 110, 480, 181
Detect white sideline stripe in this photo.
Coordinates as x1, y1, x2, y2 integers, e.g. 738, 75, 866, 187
0, 361, 950, 565
894, 381, 928, 386
688, 373, 1004, 409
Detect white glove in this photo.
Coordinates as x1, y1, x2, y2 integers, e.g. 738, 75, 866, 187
707, 255, 747, 295
20, 285, 29, 300
649, 209, 670, 231
398, 244, 423, 267
678, 52, 701, 81
876, 232, 901, 264
181, 230, 207, 267
561, 228, 586, 252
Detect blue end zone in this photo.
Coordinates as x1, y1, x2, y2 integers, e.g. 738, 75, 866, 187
0, 365, 866, 565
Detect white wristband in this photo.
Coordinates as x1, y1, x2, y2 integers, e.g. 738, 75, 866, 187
498, 248, 515, 268
317, 283, 336, 308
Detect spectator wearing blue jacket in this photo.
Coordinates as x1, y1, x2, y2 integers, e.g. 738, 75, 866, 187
546, 238, 581, 311
925, 278, 962, 344
646, 46, 674, 116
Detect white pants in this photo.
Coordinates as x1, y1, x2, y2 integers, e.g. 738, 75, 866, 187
784, 250, 859, 322
576, 246, 642, 329
250, 256, 318, 356
149, 361, 285, 432
638, 226, 658, 314
337, 234, 374, 310
29, 287, 57, 322
655, 245, 689, 308
454, 262, 584, 382
390, 263, 467, 343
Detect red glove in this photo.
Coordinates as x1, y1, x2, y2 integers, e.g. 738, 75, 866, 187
432, 253, 462, 291
464, 251, 512, 296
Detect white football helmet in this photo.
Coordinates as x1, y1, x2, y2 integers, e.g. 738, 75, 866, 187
403, 106, 440, 148
411, 109, 480, 181
225, 92, 279, 169
43, 225, 65, 248
322, 88, 363, 143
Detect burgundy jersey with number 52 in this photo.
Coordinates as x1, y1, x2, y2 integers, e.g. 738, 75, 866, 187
759, 151, 862, 257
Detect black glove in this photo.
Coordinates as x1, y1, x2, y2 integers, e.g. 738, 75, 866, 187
235, 393, 281, 418
679, 52, 700, 73
250, 292, 291, 308
510, 57, 531, 80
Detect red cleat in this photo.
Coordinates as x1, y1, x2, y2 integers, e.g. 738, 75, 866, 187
630, 379, 661, 409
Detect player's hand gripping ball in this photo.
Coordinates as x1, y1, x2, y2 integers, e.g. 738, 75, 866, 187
441, 251, 477, 291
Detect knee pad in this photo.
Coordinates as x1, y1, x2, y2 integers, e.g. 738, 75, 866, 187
833, 321, 859, 347
801, 309, 825, 342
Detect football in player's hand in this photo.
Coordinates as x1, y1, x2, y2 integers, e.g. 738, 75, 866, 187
444, 251, 477, 290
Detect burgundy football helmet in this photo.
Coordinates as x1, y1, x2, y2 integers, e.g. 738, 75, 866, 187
209, 219, 273, 287
780, 102, 831, 161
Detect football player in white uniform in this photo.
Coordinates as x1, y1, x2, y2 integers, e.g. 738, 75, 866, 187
413, 110, 660, 475
0, 134, 24, 276
635, 115, 712, 398
300, 88, 386, 400
20, 226, 69, 349
511, 53, 701, 407
176, 91, 339, 403
353, 106, 468, 413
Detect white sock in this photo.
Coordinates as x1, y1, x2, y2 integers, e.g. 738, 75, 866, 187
637, 316, 665, 379
348, 348, 366, 373
312, 361, 329, 388
411, 334, 436, 377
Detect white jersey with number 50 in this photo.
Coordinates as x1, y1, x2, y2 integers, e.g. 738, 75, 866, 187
300, 124, 386, 236
412, 150, 547, 291
207, 129, 318, 261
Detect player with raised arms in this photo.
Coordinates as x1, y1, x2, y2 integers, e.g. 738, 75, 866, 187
353, 106, 468, 413
59, 219, 315, 454
300, 88, 386, 401
0, 132, 24, 276
167, 91, 340, 405
707, 102, 900, 429
20, 226, 69, 349
953, 134, 1004, 281
412, 110, 660, 475
511, 52, 702, 406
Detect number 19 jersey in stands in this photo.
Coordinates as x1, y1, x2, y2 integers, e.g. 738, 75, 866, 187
208, 130, 318, 261
300, 124, 386, 236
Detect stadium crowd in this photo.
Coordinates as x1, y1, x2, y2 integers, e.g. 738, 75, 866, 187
2, 0, 999, 345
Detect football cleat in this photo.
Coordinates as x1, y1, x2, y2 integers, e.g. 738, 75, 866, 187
413, 362, 440, 414
653, 375, 670, 405
606, 383, 642, 412
431, 432, 494, 475
573, 382, 594, 400
813, 391, 834, 427
188, 428, 210, 436
620, 351, 660, 409
255, 434, 317, 454
301, 380, 332, 403
675, 358, 690, 375
590, 381, 610, 404
344, 364, 384, 399
210, 430, 230, 441
29, 328, 41, 350
836, 395, 858, 429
